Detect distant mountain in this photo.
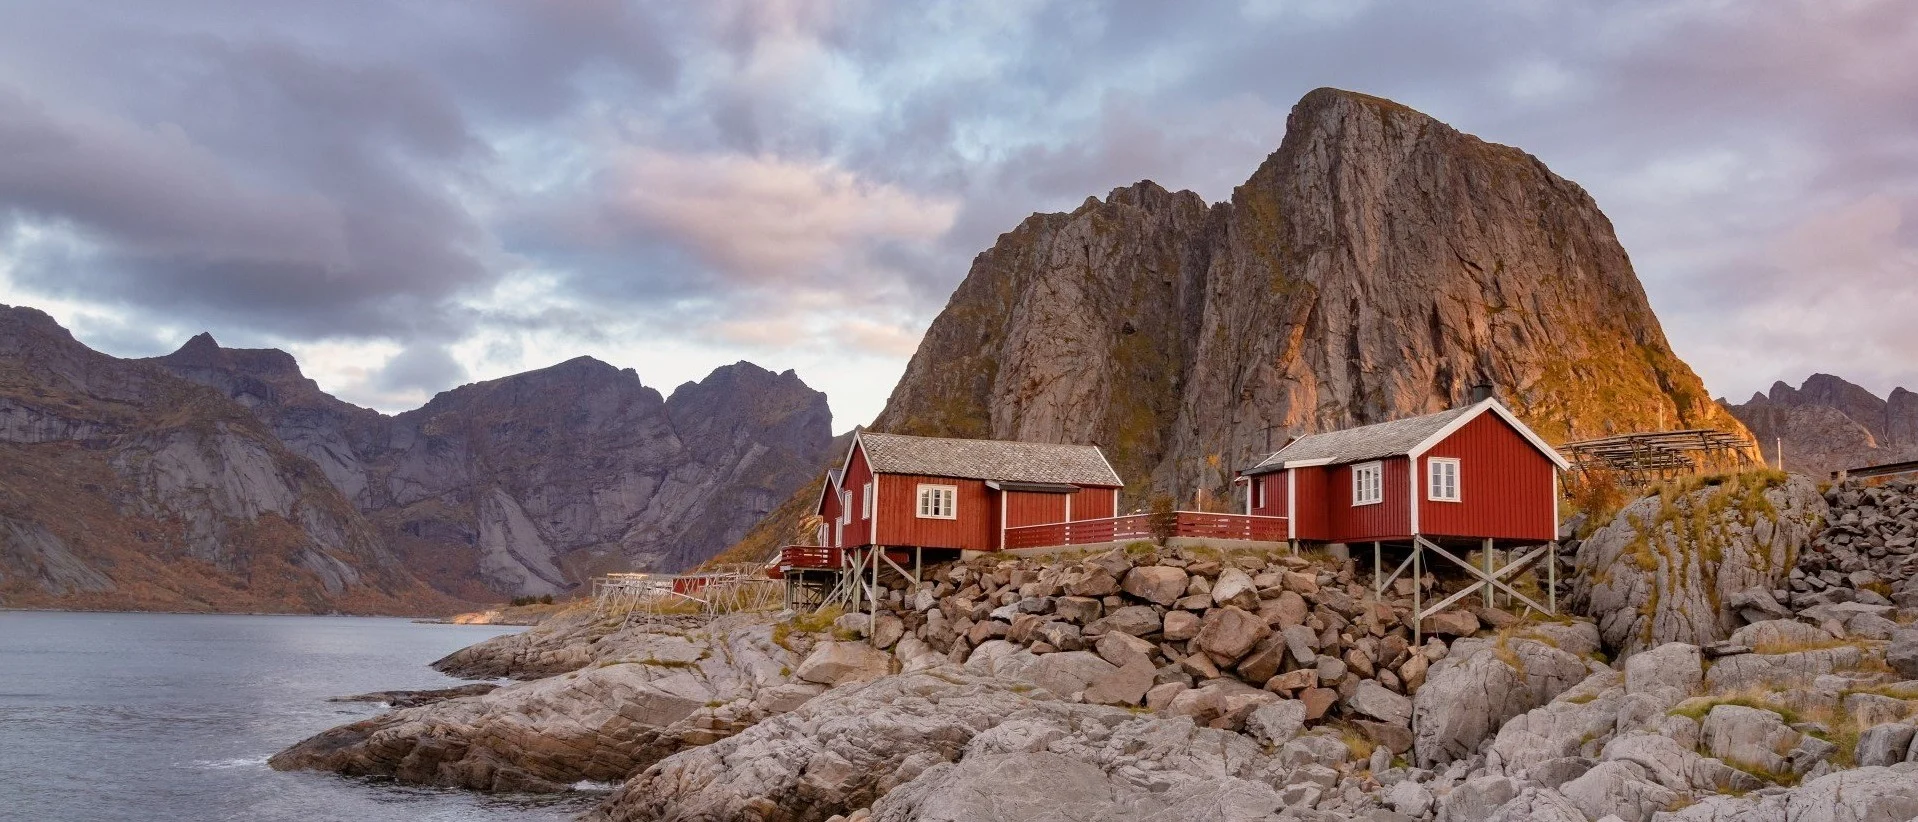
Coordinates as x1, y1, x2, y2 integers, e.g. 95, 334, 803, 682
873, 87, 1745, 502
0, 305, 834, 611
1722, 374, 1918, 477
0, 306, 451, 613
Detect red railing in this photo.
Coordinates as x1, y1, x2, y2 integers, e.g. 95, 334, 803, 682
778, 545, 843, 571
1002, 512, 1287, 550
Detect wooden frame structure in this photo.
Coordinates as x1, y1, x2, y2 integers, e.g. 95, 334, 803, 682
1559, 429, 1756, 486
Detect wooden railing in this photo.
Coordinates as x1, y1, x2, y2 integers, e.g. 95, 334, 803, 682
778, 545, 843, 571
1002, 512, 1287, 550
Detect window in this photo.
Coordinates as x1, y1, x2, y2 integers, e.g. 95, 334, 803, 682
1254, 478, 1266, 509
840, 490, 852, 524
1351, 462, 1383, 506
862, 482, 874, 518
1428, 458, 1461, 502
916, 484, 957, 519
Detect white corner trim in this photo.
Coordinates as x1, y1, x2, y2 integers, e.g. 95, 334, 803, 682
1286, 468, 1298, 540
1409, 456, 1421, 532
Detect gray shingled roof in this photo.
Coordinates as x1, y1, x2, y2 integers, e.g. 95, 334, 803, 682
1246, 404, 1479, 474
858, 432, 1122, 487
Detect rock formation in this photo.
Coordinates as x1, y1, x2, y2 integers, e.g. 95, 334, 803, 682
873, 88, 1742, 502
0, 305, 452, 613
1568, 472, 1826, 657
1724, 374, 1918, 478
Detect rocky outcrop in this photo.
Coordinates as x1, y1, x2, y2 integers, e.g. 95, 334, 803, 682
270, 615, 815, 791
154, 336, 833, 598
1569, 472, 1825, 657
874, 87, 1743, 502
594, 669, 1297, 822
0, 304, 453, 614
1724, 374, 1918, 478
1411, 625, 1603, 768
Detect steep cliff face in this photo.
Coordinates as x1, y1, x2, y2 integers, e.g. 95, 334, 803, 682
1723, 374, 1918, 477
876, 88, 1743, 500
150, 338, 833, 599
0, 306, 451, 613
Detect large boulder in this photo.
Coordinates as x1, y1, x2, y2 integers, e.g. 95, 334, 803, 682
1569, 473, 1825, 657
1412, 626, 1600, 768
1194, 606, 1271, 662
1623, 642, 1702, 697
796, 641, 895, 686
1122, 566, 1189, 606
1890, 628, 1918, 678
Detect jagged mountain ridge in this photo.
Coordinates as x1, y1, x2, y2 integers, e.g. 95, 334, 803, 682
148, 332, 834, 599
874, 87, 1745, 501
0, 306, 454, 613
1722, 374, 1918, 478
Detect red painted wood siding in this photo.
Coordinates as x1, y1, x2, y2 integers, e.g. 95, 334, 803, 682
1250, 473, 1288, 517
875, 474, 996, 551
1326, 457, 1413, 543
1003, 491, 1067, 529
1417, 412, 1559, 542
1291, 468, 1330, 541
1070, 487, 1119, 521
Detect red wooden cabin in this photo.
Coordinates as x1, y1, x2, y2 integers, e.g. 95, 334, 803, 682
815, 431, 1124, 553
1241, 398, 1568, 548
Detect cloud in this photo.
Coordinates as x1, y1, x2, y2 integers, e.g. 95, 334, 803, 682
1, 0, 1915, 428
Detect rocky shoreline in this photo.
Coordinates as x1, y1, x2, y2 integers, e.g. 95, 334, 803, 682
270, 473, 1918, 821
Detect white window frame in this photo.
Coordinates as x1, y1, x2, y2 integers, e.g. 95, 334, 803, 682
862, 482, 874, 518
1351, 461, 1383, 506
1254, 477, 1266, 509
1428, 457, 1461, 502
840, 490, 852, 524
916, 484, 958, 519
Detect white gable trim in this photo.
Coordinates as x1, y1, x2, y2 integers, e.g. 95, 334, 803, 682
1405, 399, 1572, 471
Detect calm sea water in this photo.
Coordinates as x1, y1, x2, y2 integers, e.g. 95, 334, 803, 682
0, 611, 602, 822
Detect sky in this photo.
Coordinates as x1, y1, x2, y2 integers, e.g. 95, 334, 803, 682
1, 0, 1914, 429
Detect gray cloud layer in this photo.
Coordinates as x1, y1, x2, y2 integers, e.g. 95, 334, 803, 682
0, 0, 1912, 418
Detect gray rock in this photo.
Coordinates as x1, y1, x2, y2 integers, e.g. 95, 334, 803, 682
1570, 474, 1826, 657
1623, 642, 1701, 697
1889, 628, 1918, 678
1211, 567, 1259, 609
1243, 699, 1307, 747
1346, 679, 1412, 726
1089, 605, 1163, 638
797, 640, 895, 686
1413, 632, 1595, 768
1728, 619, 1835, 650
1855, 722, 1918, 767
1557, 759, 1679, 822
1436, 775, 1516, 822
1702, 704, 1799, 777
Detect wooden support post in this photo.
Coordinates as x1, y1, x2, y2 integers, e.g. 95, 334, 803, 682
1548, 542, 1557, 614
1412, 538, 1423, 645
1482, 537, 1495, 609
1373, 541, 1383, 598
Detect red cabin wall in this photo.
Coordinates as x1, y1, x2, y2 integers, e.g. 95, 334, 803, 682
875, 474, 995, 551
1003, 491, 1067, 529
1069, 487, 1119, 521
1291, 468, 1330, 541
1326, 457, 1413, 543
1249, 473, 1288, 518
1416, 413, 1559, 542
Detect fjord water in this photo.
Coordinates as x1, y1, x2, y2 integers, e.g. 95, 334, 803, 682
0, 611, 597, 821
